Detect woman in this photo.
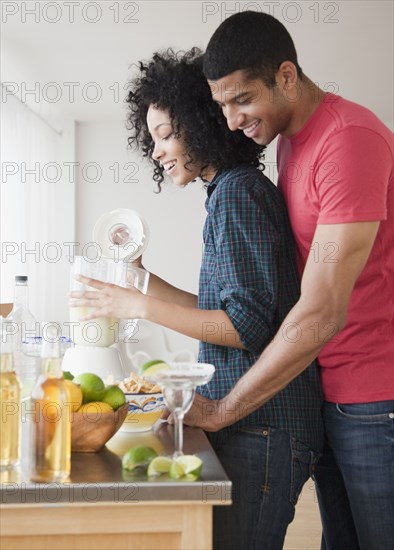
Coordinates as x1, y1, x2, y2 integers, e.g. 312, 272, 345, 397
70, 49, 323, 550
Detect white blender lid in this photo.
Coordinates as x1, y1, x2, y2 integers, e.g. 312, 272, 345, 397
93, 208, 149, 261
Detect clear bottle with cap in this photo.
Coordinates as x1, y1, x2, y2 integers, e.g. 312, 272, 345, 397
0, 318, 21, 469
30, 325, 71, 482
7, 276, 39, 399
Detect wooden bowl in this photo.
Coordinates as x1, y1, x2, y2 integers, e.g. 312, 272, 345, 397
71, 403, 128, 453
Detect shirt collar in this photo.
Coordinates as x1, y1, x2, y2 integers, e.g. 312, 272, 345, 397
206, 171, 222, 199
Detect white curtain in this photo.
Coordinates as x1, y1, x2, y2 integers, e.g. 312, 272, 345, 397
1, 87, 75, 323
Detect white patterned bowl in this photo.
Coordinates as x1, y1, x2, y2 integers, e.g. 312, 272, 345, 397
119, 392, 166, 432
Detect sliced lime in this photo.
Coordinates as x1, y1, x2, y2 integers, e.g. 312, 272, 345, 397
147, 456, 173, 477
169, 461, 185, 480
174, 455, 203, 480
143, 362, 171, 377
121, 445, 158, 471
141, 359, 166, 372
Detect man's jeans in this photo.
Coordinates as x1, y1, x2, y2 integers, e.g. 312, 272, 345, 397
315, 401, 394, 550
208, 426, 319, 550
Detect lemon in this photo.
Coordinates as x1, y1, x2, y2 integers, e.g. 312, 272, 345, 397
147, 456, 173, 477
143, 362, 171, 377
74, 373, 105, 403
122, 445, 158, 471
169, 455, 203, 481
102, 385, 126, 411
64, 379, 83, 412
78, 401, 113, 414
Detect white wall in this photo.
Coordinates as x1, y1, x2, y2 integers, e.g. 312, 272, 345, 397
2, 0, 393, 354
75, 120, 208, 353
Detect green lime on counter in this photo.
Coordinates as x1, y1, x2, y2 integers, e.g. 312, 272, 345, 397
74, 373, 105, 403
63, 371, 74, 380
122, 445, 158, 472
147, 456, 173, 477
102, 385, 126, 411
169, 455, 203, 481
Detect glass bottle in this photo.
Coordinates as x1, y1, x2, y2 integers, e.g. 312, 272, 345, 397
7, 276, 39, 399
0, 318, 21, 469
30, 326, 71, 482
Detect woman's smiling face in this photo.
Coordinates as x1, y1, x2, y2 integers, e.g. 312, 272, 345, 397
147, 105, 202, 187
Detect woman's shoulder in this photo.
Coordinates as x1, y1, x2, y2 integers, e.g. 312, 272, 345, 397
214, 165, 279, 198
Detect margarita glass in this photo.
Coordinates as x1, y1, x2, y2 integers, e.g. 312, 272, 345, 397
147, 362, 215, 458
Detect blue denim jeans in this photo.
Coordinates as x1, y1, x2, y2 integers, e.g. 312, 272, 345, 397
207, 426, 319, 550
314, 401, 394, 550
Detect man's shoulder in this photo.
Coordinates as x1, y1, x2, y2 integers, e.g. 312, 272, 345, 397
322, 94, 392, 143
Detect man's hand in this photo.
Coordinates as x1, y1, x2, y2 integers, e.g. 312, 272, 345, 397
162, 394, 224, 432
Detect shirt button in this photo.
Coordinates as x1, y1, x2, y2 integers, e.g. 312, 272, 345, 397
262, 430, 268, 436
389, 413, 394, 419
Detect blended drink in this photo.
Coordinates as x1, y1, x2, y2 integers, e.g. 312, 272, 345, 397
69, 306, 119, 347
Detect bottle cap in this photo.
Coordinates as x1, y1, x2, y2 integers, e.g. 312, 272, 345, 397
15, 275, 28, 283
93, 208, 149, 261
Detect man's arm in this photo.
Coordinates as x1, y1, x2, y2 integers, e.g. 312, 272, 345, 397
184, 220, 380, 430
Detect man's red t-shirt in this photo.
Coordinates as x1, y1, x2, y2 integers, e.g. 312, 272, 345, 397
278, 93, 393, 403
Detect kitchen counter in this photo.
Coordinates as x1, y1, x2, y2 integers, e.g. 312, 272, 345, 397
0, 422, 231, 550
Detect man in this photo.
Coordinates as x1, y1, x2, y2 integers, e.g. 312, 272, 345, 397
182, 11, 393, 550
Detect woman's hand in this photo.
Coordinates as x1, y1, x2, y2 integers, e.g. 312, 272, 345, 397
131, 255, 144, 269
69, 274, 147, 320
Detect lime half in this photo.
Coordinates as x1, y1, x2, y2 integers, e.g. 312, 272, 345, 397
143, 362, 171, 377
122, 446, 158, 471
169, 455, 203, 481
147, 456, 173, 477
141, 359, 165, 372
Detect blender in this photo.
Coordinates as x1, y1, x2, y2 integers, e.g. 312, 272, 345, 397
63, 209, 150, 380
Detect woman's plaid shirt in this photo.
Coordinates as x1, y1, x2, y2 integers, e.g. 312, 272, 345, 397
197, 165, 323, 452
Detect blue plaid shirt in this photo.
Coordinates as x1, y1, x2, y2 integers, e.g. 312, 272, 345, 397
197, 165, 323, 452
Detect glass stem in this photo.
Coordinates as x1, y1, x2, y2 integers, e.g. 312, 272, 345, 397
173, 411, 184, 458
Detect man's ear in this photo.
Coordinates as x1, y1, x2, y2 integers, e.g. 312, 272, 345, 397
275, 61, 300, 100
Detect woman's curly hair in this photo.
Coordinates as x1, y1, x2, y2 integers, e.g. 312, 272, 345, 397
126, 47, 265, 192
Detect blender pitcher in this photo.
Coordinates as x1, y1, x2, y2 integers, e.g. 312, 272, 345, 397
69, 256, 125, 347
69, 208, 150, 348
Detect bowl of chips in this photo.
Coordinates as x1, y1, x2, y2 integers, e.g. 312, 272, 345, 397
118, 373, 166, 432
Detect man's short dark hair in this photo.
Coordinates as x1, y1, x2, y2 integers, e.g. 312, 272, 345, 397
203, 11, 303, 87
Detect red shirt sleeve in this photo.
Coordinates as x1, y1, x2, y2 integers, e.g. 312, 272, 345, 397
315, 126, 391, 224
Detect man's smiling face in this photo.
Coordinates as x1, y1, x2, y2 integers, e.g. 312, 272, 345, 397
209, 69, 293, 146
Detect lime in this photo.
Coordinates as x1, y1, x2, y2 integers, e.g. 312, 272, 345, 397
102, 385, 126, 411
74, 373, 105, 403
169, 455, 203, 481
169, 460, 185, 480
141, 359, 165, 372
64, 379, 83, 412
122, 445, 158, 471
143, 362, 171, 377
147, 456, 173, 477
63, 371, 74, 381
78, 401, 113, 414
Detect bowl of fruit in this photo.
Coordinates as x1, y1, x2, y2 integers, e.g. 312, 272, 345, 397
65, 371, 128, 452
